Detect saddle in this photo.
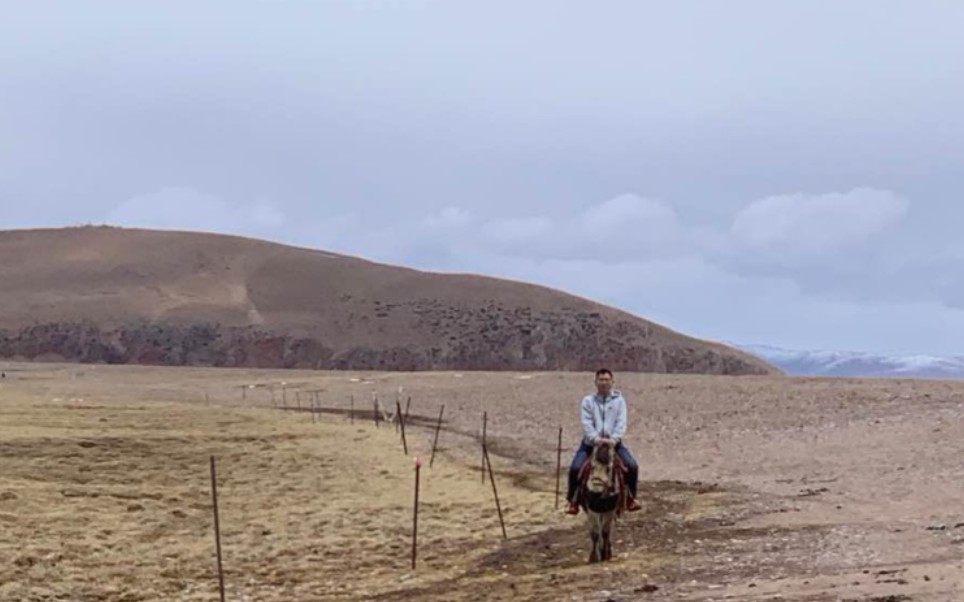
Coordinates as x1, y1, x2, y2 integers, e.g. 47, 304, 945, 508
576, 452, 628, 514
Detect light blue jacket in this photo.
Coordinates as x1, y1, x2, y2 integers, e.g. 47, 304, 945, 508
580, 389, 627, 445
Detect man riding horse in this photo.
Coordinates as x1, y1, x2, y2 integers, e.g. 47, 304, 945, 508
565, 368, 642, 514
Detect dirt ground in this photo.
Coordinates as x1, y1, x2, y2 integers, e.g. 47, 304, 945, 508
1, 362, 963, 601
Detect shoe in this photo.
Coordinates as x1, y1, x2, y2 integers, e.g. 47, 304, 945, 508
565, 501, 580, 515
626, 497, 642, 512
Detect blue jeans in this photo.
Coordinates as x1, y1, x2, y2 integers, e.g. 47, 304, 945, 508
566, 441, 639, 502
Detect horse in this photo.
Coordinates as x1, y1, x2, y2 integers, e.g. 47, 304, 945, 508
576, 441, 627, 563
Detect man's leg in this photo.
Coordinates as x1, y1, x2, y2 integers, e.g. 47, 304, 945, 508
566, 442, 592, 513
615, 443, 641, 511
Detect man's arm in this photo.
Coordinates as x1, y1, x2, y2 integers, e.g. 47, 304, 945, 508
580, 397, 599, 444
611, 396, 627, 443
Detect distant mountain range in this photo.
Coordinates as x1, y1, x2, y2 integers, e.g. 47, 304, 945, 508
737, 343, 964, 379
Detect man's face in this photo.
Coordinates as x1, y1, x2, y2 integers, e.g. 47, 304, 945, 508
595, 372, 613, 395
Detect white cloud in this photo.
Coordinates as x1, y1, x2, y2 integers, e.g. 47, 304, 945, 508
300, 187, 964, 353
481, 216, 553, 246
249, 202, 285, 229
302, 206, 480, 268
108, 187, 227, 230
579, 193, 679, 236
106, 187, 286, 234
729, 187, 909, 261
309, 188, 913, 274
473, 189, 909, 269
477, 194, 688, 261
422, 206, 474, 231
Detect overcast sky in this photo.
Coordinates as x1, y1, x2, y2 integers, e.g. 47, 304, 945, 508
3, 2, 963, 355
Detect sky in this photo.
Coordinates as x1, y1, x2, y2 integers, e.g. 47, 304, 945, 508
2, 1, 964, 355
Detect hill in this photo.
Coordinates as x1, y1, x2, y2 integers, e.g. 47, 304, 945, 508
0, 226, 776, 374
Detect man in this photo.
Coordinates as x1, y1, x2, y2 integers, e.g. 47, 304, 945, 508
565, 368, 641, 514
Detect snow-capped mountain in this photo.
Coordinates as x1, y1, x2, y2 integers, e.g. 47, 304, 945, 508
735, 343, 964, 378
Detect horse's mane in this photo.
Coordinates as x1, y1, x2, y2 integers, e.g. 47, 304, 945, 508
595, 444, 611, 465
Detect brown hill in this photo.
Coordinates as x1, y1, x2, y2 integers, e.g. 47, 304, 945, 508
0, 226, 777, 374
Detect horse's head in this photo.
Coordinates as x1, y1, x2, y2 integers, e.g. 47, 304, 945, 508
594, 442, 612, 465
587, 441, 615, 493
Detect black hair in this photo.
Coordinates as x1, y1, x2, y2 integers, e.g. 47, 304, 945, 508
595, 368, 613, 378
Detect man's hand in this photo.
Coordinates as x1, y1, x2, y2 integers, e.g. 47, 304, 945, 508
597, 437, 614, 447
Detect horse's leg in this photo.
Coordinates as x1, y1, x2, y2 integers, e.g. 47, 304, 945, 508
599, 512, 613, 560
588, 513, 601, 563
602, 512, 613, 561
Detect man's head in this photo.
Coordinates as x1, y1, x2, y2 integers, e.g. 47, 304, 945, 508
594, 368, 613, 395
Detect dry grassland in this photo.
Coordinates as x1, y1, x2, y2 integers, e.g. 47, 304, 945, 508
2, 362, 963, 601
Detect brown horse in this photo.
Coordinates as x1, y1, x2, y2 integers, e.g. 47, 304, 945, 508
578, 442, 626, 563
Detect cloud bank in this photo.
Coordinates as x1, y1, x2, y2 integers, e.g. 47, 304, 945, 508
107, 187, 285, 234
286, 186, 964, 355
